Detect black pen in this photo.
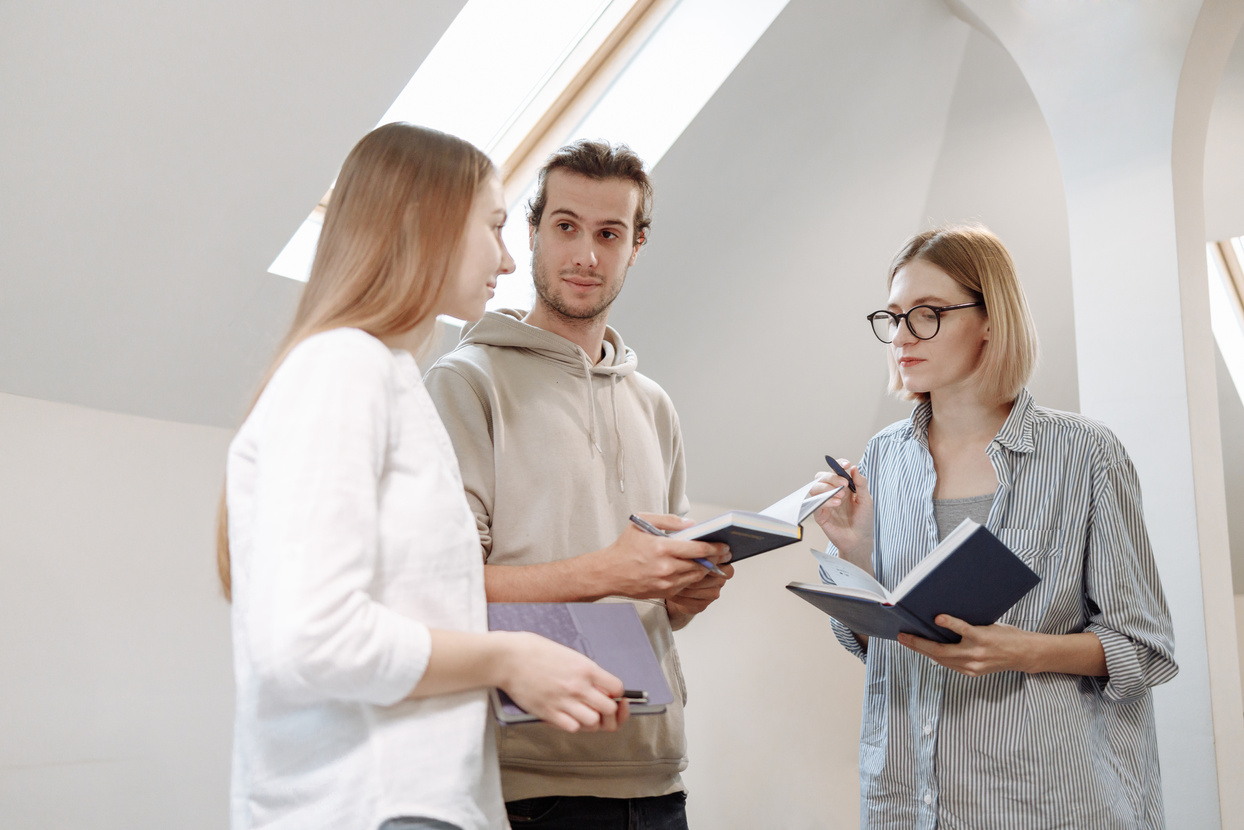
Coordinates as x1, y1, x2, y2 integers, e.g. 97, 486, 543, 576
627, 514, 727, 577
825, 455, 857, 493
615, 689, 648, 704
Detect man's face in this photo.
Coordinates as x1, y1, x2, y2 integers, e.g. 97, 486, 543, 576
529, 169, 642, 323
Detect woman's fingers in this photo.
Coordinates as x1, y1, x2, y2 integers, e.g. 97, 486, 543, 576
933, 614, 971, 636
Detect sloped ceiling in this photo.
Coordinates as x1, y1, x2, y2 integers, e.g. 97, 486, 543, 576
2, 0, 1241, 448
0, 1, 466, 427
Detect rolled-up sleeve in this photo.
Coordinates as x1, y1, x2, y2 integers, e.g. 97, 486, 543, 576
827, 607, 869, 661
1083, 453, 1178, 702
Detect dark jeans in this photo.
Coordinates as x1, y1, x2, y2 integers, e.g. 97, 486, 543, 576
506, 793, 689, 830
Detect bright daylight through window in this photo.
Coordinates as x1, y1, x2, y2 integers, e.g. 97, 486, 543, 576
268, 0, 790, 321
1208, 236, 1244, 401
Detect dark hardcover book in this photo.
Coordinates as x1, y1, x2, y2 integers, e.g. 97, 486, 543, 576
670, 480, 842, 563
486, 602, 672, 724
786, 519, 1040, 644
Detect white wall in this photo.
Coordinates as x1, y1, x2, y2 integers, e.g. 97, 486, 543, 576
613, 0, 973, 507
678, 506, 863, 830
0, 392, 233, 828
1205, 27, 1244, 242
1205, 21, 1244, 591
921, 30, 1077, 413
0, 0, 465, 427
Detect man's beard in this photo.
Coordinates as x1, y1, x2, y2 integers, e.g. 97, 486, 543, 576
531, 256, 626, 323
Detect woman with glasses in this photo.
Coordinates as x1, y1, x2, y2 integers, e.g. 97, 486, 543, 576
219, 123, 628, 830
813, 225, 1176, 828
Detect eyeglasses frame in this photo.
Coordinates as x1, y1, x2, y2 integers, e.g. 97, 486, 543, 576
865, 301, 985, 344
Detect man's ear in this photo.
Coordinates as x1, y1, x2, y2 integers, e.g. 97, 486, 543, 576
628, 230, 644, 266
528, 222, 537, 252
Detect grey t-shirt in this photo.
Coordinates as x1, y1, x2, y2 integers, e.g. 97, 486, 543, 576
932, 493, 994, 541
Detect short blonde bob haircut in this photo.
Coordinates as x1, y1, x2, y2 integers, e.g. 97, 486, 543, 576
885, 224, 1039, 405
216, 123, 495, 600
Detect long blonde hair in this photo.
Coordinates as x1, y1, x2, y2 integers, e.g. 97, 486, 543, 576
216, 123, 495, 599
885, 224, 1039, 405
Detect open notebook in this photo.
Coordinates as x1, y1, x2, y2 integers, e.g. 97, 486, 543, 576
670, 478, 843, 562
787, 519, 1040, 643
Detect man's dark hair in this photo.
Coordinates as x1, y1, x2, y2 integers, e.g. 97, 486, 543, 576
526, 139, 652, 245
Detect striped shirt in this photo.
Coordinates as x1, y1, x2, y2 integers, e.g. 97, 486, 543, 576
823, 389, 1177, 829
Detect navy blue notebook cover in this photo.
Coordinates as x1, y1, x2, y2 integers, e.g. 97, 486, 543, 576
787, 520, 1040, 644
486, 602, 672, 723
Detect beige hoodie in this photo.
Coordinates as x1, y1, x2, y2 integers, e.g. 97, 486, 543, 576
424, 309, 691, 801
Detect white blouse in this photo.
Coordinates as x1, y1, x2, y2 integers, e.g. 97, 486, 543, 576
227, 328, 504, 830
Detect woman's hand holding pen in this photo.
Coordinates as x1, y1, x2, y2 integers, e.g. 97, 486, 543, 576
812, 458, 875, 574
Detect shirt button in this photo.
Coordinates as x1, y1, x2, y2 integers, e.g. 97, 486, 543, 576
923, 723, 933, 736
924, 792, 933, 805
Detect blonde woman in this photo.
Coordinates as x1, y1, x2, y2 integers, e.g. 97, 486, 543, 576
219, 123, 626, 830
814, 225, 1177, 828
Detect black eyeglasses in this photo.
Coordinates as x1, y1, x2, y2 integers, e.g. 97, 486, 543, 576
866, 302, 984, 343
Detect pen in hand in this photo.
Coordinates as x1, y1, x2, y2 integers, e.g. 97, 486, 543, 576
825, 455, 857, 493
627, 514, 728, 578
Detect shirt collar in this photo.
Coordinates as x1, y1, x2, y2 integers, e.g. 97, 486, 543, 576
992, 387, 1036, 453
903, 387, 1036, 453
908, 399, 933, 441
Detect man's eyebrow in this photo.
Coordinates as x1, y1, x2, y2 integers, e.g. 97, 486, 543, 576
548, 207, 630, 228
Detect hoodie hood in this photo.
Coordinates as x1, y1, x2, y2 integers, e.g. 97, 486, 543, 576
458, 308, 638, 491
458, 309, 638, 379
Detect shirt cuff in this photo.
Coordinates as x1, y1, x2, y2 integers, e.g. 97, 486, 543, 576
819, 563, 868, 661
1088, 625, 1150, 703
370, 615, 433, 706
831, 618, 868, 662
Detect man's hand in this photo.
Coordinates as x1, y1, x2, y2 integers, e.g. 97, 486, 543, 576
666, 563, 734, 629
482, 514, 731, 604
591, 513, 730, 601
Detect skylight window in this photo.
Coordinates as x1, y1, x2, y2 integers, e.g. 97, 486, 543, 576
270, 0, 641, 282
491, 0, 790, 312
269, 0, 792, 311
1208, 236, 1244, 401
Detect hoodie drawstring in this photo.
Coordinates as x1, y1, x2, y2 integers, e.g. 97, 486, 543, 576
581, 351, 603, 457
610, 374, 625, 493
580, 351, 627, 493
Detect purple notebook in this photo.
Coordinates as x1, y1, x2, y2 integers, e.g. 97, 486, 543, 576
486, 602, 673, 724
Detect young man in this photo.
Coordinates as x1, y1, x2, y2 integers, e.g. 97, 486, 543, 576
424, 140, 732, 830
